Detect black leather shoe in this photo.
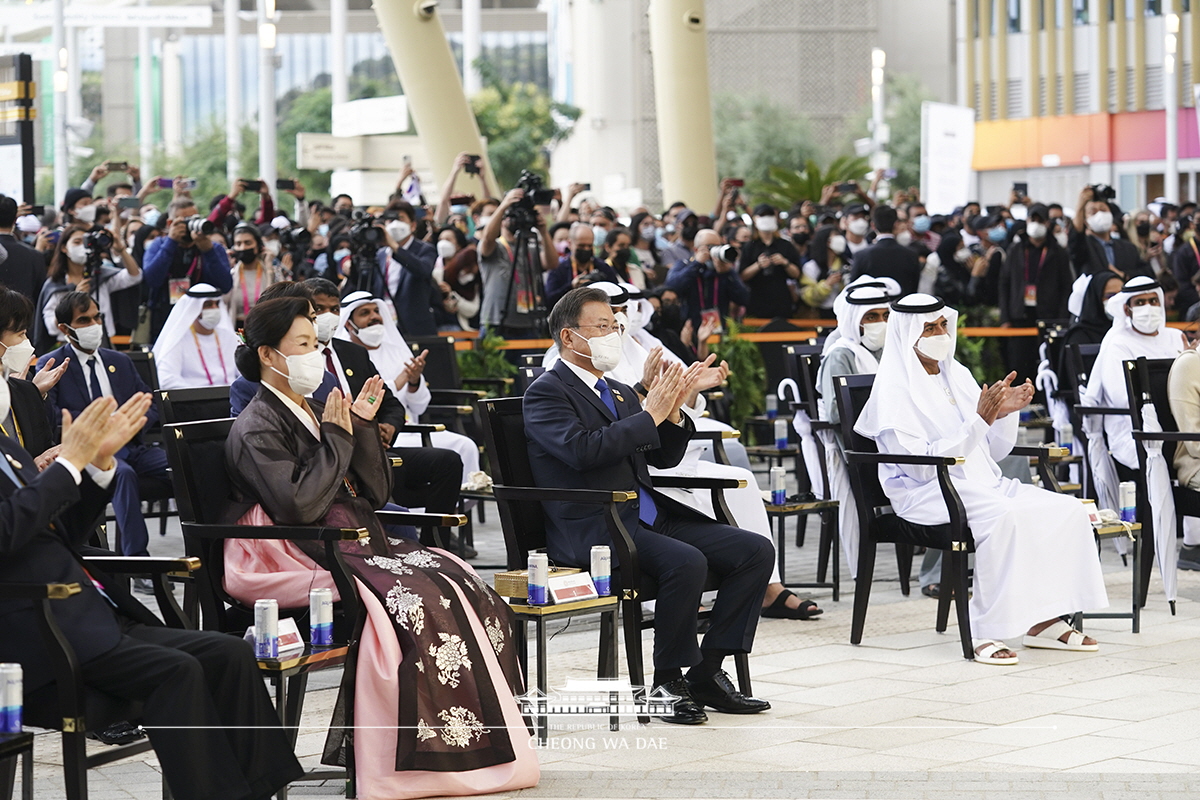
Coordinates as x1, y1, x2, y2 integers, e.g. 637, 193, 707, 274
651, 678, 708, 725
87, 721, 145, 746
686, 670, 771, 714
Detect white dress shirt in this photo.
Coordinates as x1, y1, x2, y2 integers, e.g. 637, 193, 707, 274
72, 345, 114, 399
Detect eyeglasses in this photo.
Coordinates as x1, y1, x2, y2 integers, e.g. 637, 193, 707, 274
573, 323, 620, 336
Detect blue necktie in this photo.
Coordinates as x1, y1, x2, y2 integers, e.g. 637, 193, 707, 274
87, 357, 103, 401
0, 452, 21, 489
596, 379, 657, 527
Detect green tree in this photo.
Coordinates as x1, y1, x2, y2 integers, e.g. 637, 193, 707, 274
847, 73, 934, 193
712, 93, 820, 183
470, 59, 580, 188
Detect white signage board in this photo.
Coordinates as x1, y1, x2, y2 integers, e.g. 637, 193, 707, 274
24, 4, 214, 28
920, 101, 977, 215
0, 44, 55, 61
0, 144, 25, 201
331, 96, 408, 138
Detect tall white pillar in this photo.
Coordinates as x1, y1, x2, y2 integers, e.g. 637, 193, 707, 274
67, 25, 81, 141
52, 0, 68, 203
224, 0, 241, 182
462, 0, 482, 96
1165, 14, 1180, 204
647, 0, 717, 211
257, 0, 277, 190
330, 0, 348, 107
139, 1, 155, 175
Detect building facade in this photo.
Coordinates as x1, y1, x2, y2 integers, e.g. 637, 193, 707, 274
960, 0, 1200, 210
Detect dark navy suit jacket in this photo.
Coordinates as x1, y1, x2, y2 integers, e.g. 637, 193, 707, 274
523, 359, 694, 568
38, 345, 159, 432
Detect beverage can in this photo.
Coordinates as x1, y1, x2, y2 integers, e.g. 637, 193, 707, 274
774, 418, 788, 449
770, 465, 787, 505
254, 599, 279, 659
590, 545, 611, 597
1119, 481, 1137, 523
527, 553, 549, 605
1059, 423, 1074, 455
765, 394, 778, 420
310, 588, 334, 647
0, 664, 20, 733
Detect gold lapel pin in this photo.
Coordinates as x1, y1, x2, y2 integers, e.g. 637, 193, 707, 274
108, 365, 116, 373
6, 454, 23, 471
346, 369, 354, 377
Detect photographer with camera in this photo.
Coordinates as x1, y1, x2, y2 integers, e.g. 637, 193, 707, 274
738, 203, 802, 319
479, 183, 559, 338
544, 222, 618, 307
35, 224, 142, 351
665, 228, 750, 334
142, 197, 233, 338
355, 200, 439, 337
208, 177, 275, 231
1071, 184, 1151, 280
433, 152, 493, 227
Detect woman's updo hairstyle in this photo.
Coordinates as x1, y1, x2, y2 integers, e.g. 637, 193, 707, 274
234, 296, 314, 381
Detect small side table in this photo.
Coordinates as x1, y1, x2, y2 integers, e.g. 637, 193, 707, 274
1074, 522, 1143, 633
0, 731, 34, 800
766, 499, 841, 601
508, 596, 619, 743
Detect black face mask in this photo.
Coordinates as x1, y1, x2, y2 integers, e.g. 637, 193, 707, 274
338, 208, 353, 219
614, 247, 631, 263
657, 303, 683, 334
233, 248, 257, 264
792, 231, 811, 247
1136, 222, 1151, 238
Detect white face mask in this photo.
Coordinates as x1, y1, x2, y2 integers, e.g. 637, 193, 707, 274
436, 240, 457, 260
271, 348, 325, 396
66, 243, 88, 264
197, 307, 223, 330
1055, 231, 1069, 248
1130, 304, 1165, 334
754, 216, 778, 233
848, 218, 869, 237
387, 221, 412, 243
264, 239, 282, 256
859, 320, 888, 351
478, 215, 493, 229
1026, 221, 1047, 240
0, 338, 34, 377
954, 248, 971, 264
1087, 210, 1114, 234
915, 333, 953, 362
314, 312, 340, 343
69, 323, 104, 352
570, 330, 622, 373
829, 235, 847, 255
896, 230, 913, 247
74, 204, 97, 224
353, 322, 387, 348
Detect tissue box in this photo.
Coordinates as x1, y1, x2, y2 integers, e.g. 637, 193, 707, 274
494, 566, 580, 599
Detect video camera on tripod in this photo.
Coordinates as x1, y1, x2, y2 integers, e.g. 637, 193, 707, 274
82, 228, 114, 289
343, 212, 390, 293
505, 171, 556, 231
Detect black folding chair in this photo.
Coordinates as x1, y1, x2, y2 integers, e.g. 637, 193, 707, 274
5, 554, 201, 800
480, 397, 752, 715
155, 385, 231, 424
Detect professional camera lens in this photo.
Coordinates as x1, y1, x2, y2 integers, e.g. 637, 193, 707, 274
712, 244, 738, 263
186, 215, 215, 236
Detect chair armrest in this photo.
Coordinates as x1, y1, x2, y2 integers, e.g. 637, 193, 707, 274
425, 403, 475, 416
691, 429, 742, 441
83, 556, 201, 575
845, 451, 964, 467
0, 581, 81, 600
1075, 405, 1131, 416
430, 388, 487, 401
181, 522, 370, 542
491, 485, 636, 504
375, 511, 468, 528
399, 423, 446, 434
460, 377, 512, 388
1009, 445, 1071, 460
1132, 431, 1200, 442
651, 476, 747, 490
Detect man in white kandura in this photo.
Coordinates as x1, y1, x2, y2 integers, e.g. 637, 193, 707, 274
152, 283, 237, 390
854, 293, 1109, 665
336, 290, 480, 481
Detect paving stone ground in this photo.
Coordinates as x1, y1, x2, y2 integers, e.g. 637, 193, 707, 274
15, 466, 1200, 800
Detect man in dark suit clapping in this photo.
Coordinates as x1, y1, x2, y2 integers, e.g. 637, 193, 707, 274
37, 291, 169, 558
523, 286, 774, 725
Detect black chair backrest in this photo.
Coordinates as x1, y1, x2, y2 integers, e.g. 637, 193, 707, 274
1065, 342, 1102, 399
1124, 357, 1181, 466
834, 373, 891, 513
126, 348, 160, 392
788, 347, 824, 420
478, 396, 550, 570
519, 354, 542, 368
409, 335, 461, 391
156, 386, 232, 425
515, 366, 544, 396
162, 418, 239, 620
757, 320, 804, 396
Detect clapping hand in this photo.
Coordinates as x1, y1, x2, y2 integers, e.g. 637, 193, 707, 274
60, 398, 118, 472
32, 356, 70, 397
322, 388, 353, 434
642, 361, 685, 425
92, 393, 153, 470
399, 350, 428, 390
350, 375, 387, 421
996, 373, 1034, 418
640, 347, 663, 394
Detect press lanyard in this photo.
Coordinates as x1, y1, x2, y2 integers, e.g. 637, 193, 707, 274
0, 414, 24, 448
696, 274, 718, 310
1025, 245, 1048, 284
240, 267, 263, 318
191, 329, 228, 385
